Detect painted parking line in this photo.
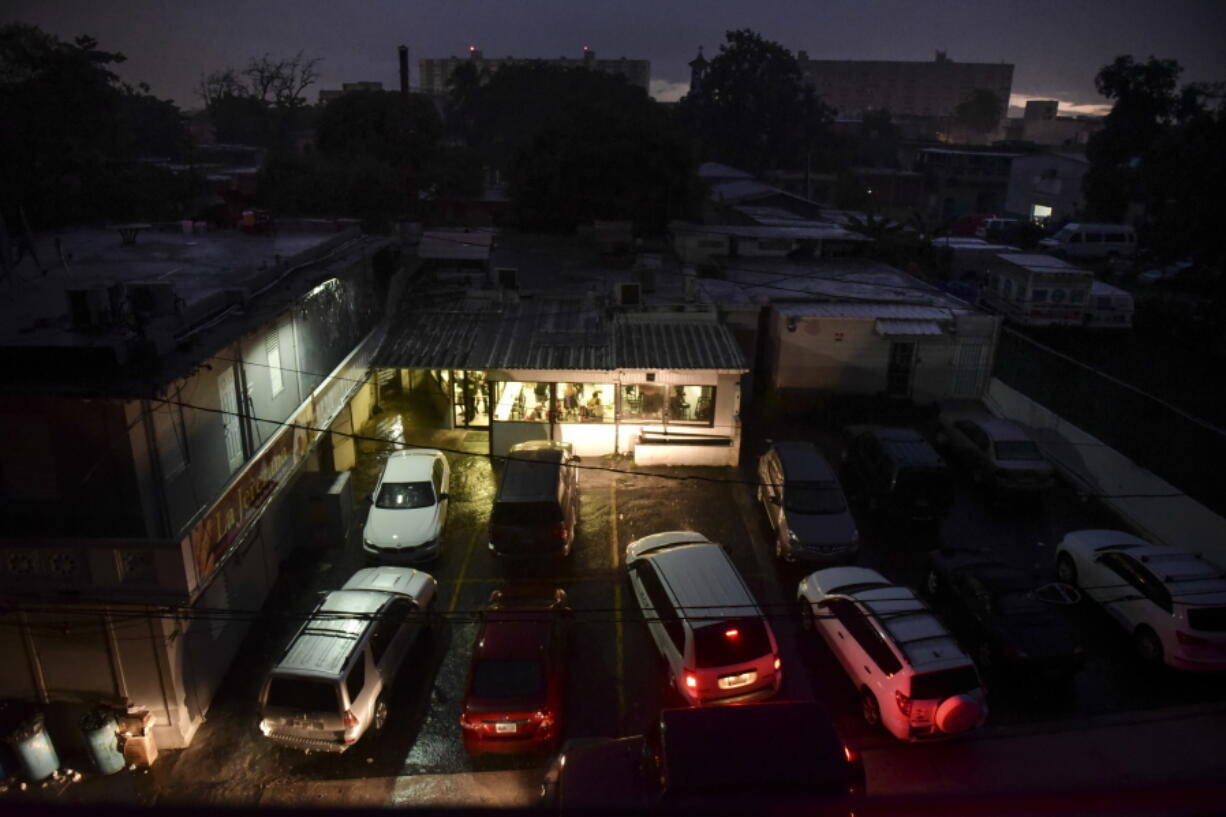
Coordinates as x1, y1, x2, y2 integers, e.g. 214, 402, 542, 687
447, 522, 484, 614
611, 479, 625, 728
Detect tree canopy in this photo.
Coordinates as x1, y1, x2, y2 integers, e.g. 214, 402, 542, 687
0, 23, 190, 228
676, 29, 834, 174
1084, 55, 1226, 269
447, 63, 701, 233
197, 51, 321, 149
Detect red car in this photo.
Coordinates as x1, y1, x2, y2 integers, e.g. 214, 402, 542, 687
460, 586, 570, 756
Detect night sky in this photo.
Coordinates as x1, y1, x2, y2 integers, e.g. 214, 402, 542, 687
10, 0, 1226, 116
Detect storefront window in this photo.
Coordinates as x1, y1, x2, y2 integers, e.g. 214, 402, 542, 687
454, 371, 489, 427
492, 381, 553, 422
559, 383, 614, 423
669, 385, 716, 424
620, 384, 665, 422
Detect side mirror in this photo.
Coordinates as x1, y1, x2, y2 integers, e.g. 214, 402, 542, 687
437, 492, 449, 501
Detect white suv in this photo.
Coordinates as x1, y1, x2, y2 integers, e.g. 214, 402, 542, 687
1055, 530, 1226, 671
798, 566, 988, 741
626, 532, 782, 705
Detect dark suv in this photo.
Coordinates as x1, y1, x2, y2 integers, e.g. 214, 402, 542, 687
841, 425, 953, 521
489, 441, 579, 557
541, 700, 863, 809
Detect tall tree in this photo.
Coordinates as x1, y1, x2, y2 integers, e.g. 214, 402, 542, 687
1084, 55, 1225, 270
447, 63, 700, 233
676, 29, 833, 174
0, 23, 189, 227
197, 51, 321, 150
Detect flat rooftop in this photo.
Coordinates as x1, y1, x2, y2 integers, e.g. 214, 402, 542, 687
1, 220, 388, 395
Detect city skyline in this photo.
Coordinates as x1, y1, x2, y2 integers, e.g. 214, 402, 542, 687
9, 0, 1226, 118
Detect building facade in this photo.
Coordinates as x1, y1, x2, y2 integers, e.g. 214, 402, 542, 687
419, 48, 649, 95
0, 221, 399, 751
1005, 152, 1089, 225
797, 50, 1013, 123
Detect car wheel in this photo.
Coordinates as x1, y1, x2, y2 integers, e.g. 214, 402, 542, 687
1134, 626, 1164, 665
1055, 554, 1078, 587
371, 694, 389, 734
860, 688, 882, 728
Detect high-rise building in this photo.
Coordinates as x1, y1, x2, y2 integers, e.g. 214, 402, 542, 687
419, 47, 650, 95
797, 50, 1013, 123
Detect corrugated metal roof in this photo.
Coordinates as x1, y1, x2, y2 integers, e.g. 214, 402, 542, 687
875, 319, 945, 336
376, 304, 746, 372
776, 303, 954, 320
614, 317, 747, 371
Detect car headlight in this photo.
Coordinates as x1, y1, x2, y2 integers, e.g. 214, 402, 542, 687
788, 530, 799, 543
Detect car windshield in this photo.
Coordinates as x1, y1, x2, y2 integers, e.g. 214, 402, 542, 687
784, 481, 847, 514
375, 481, 434, 509
994, 441, 1043, 462
909, 667, 980, 700
692, 617, 772, 668
1187, 606, 1226, 632
265, 678, 337, 714
1052, 226, 1075, 241
471, 659, 545, 698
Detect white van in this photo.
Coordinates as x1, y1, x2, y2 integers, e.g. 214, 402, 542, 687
1084, 280, 1134, 329
625, 531, 781, 705
258, 567, 436, 752
1039, 223, 1136, 260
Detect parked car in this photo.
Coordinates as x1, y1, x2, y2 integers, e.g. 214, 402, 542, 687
258, 566, 437, 752
489, 441, 580, 557
1038, 223, 1137, 260
934, 408, 1055, 494
625, 531, 781, 705
1055, 530, 1226, 671
460, 586, 571, 756
926, 546, 1084, 678
798, 566, 988, 741
757, 440, 859, 563
541, 701, 864, 810
975, 217, 1021, 243
841, 426, 953, 521
362, 449, 449, 563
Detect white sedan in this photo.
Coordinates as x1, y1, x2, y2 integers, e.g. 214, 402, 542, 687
362, 449, 449, 563
1055, 530, 1226, 671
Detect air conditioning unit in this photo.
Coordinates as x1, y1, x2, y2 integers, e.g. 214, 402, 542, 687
127, 281, 178, 318
66, 286, 111, 330
616, 282, 642, 307
495, 267, 519, 290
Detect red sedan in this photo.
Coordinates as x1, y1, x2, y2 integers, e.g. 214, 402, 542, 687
460, 586, 570, 756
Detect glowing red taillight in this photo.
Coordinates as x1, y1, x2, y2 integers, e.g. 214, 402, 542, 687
895, 690, 911, 716
724, 628, 739, 639
684, 672, 698, 689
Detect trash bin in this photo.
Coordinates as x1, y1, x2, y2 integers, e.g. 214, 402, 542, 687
80, 710, 125, 776
5, 711, 60, 782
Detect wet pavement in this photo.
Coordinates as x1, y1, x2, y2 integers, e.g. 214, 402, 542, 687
19, 386, 1226, 807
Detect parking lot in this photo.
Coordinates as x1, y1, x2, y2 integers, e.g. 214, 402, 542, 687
137, 390, 1226, 804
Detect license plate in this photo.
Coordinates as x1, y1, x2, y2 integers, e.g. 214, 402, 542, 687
495, 722, 518, 734
718, 670, 757, 690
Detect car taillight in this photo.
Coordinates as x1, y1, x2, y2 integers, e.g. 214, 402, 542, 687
1176, 630, 1209, 646
895, 690, 911, 716
342, 710, 359, 741
555, 522, 570, 543
684, 671, 698, 689
535, 709, 554, 729
459, 712, 481, 731
773, 656, 781, 671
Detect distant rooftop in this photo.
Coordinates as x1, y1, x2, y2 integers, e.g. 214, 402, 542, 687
698, 162, 754, 181
696, 257, 975, 312
995, 253, 1090, 274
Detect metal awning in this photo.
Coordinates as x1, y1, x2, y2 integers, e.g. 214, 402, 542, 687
875, 319, 944, 337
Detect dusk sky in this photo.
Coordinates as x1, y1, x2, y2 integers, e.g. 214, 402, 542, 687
10, 0, 1226, 116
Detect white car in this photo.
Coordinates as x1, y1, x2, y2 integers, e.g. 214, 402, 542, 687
798, 566, 987, 741
362, 449, 449, 562
1055, 530, 1226, 671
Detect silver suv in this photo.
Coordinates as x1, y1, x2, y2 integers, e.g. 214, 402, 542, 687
258, 567, 437, 752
